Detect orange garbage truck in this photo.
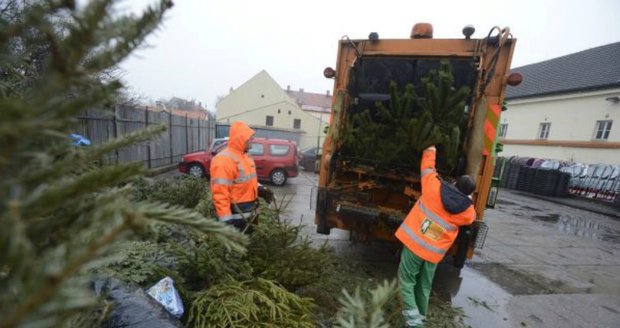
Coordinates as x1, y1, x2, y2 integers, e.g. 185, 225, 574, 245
315, 23, 521, 268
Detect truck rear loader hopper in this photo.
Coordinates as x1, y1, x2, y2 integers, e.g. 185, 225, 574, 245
315, 23, 522, 268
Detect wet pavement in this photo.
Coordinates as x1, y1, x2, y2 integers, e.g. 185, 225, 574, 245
271, 171, 620, 328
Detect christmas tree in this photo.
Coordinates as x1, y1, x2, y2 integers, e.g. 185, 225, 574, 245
341, 61, 470, 173
0, 1, 245, 327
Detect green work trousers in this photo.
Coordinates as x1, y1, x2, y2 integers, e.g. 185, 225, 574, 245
399, 247, 437, 327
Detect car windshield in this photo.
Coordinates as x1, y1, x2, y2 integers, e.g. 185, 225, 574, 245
209, 138, 229, 150
212, 142, 227, 153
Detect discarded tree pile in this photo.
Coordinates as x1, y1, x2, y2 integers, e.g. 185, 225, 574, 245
341, 61, 471, 173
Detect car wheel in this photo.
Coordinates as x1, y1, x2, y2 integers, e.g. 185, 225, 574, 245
270, 169, 287, 186
188, 163, 205, 178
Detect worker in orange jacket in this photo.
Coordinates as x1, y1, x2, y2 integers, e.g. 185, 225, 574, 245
210, 121, 258, 230
395, 145, 477, 328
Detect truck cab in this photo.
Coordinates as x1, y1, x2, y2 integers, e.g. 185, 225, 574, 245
315, 23, 520, 267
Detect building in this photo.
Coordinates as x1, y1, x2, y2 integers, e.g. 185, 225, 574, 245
215, 70, 330, 149
285, 86, 332, 123
501, 42, 620, 165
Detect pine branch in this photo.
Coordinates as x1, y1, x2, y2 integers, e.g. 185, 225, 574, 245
333, 280, 397, 328
21, 124, 166, 188
0, 219, 129, 328
135, 201, 248, 254
20, 162, 144, 220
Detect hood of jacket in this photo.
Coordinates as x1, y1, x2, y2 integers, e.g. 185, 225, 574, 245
439, 181, 473, 214
228, 121, 255, 153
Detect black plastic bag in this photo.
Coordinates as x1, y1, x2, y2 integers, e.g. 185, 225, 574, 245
94, 278, 183, 328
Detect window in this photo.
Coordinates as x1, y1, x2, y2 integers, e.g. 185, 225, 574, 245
538, 123, 551, 139
269, 144, 290, 156
499, 124, 508, 138
594, 120, 612, 140
248, 143, 264, 156
293, 119, 301, 129
278, 109, 281, 114
288, 110, 291, 115
266, 115, 274, 126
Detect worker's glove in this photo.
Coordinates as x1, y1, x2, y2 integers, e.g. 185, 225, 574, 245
218, 216, 233, 223
258, 184, 275, 204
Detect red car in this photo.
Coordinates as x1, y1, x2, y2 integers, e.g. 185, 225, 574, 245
178, 137, 299, 186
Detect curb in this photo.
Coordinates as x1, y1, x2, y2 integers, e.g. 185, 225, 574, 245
146, 164, 178, 177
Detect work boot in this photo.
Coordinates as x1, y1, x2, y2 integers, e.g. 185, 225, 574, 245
402, 309, 424, 327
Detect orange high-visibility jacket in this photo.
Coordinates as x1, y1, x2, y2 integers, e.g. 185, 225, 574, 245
395, 149, 476, 263
210, 121, 258, 221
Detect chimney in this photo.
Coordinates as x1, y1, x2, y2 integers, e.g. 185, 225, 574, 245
287, 85, 290, 91
229, 87, 233, 93
299, 88, 304, 93
326, 90, 330, 96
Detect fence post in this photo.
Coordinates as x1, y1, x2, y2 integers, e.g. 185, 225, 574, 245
185, 113, 190, 154
113, 106, 120, 164
169, 111, 174, 164
198, 118, 201, 150
145, 107, 152, 168
84, 109, 92, 143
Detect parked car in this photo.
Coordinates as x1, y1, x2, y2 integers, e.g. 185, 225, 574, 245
209, 137, 228, 150
299, 147, 321, 172
178, 137, 299, 186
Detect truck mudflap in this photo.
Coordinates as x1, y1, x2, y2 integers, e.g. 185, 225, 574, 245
473, 221, 489, 249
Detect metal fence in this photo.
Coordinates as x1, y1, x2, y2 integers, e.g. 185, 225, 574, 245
77, 106, 215, 168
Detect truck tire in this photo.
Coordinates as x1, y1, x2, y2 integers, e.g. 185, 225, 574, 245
452, 243, 468, 269
316, 221, 331, 235
316, 188, 331, 235
452, 226, 473, 269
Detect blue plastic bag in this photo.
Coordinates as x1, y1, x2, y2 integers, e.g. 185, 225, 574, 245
69, 133, 91, 146
147, 277, 184, 319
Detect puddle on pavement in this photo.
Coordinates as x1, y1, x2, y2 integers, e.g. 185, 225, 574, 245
495, 198, 520, 207
531, 213, 561, 222
525, 213, 620, 243
556, 216, 620, 243
471, 263, 555, 295
433, 263, 511, 327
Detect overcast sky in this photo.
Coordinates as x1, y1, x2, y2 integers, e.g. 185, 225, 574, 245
118, 0, 620, 110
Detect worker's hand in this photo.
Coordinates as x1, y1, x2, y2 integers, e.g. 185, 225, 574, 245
424, 145, 436, 152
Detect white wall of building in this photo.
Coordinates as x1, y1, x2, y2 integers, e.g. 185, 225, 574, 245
216, 71, 328, 149
501, 88, 620, 164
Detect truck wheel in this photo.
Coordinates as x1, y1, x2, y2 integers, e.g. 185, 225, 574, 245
452, 247, 467, 269
270, 169, 287, 186
452, 226, 472, 269
188, 164, 205, 178
316, 221, 331, 234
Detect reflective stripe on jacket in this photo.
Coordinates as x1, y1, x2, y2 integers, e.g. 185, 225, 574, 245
210, 121, 258, 221
395, 149, 476, 263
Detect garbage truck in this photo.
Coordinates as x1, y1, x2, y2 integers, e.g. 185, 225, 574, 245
314, 23, 521, 268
